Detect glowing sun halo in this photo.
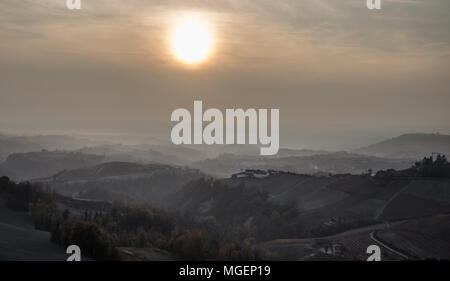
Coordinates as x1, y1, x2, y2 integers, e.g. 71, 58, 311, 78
171, 16, 213, 64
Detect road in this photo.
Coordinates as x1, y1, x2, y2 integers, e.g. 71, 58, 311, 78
369, 230, 410, 259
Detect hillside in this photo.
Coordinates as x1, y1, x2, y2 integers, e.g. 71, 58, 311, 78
1, 159, 450, 260
40, 157, 450, 241
0, 177, 270, 261
376, 215, 450, 259
0, 198, 69, 261
45, 162, 204, 206
264, 214, 450, 261
166, 166, 450, 240
378, 179, 450, 220
355, 133, 450, 159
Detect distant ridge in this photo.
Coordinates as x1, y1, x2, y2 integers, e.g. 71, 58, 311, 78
355, 133, 450, 159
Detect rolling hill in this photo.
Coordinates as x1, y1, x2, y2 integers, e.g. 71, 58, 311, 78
77, 143, 208, 166
44, 162, 204, 206
0, 134, 107, 161
0, 151, 105, 181
355, 133, 450, 159
192, 151, 412, 177
166, 167, 450, 239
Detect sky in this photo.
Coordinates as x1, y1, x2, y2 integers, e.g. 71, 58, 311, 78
0, 0, 449, 149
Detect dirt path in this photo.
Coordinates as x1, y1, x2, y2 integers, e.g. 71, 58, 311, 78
374, 181, 412, 220
266, 222, 391, 245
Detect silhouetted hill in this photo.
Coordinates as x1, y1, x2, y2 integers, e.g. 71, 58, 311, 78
78, 143, 207, 166
355, 133, 450, 159
0, 134, 107, 161
0, 137, 42, 161
54, 161, 179, 180
193, 151, 411, 177
0, 151, 105, 181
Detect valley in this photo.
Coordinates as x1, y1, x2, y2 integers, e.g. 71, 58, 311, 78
0, 133, 449, 261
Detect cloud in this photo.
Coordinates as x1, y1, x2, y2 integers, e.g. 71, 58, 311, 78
0, 0, 449, 137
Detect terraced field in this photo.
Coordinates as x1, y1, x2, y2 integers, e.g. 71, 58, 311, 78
254, 174, 450, 260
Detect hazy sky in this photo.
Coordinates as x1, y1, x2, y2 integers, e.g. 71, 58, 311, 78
0, 0, 449, 149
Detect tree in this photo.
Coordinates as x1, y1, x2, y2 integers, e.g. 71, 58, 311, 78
70, 221, 110, 260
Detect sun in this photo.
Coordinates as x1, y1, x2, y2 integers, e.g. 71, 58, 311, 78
171, 16, 213, 64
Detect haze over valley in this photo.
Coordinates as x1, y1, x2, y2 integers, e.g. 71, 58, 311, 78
1, 0, 450, 262
1, 131, 450, 260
